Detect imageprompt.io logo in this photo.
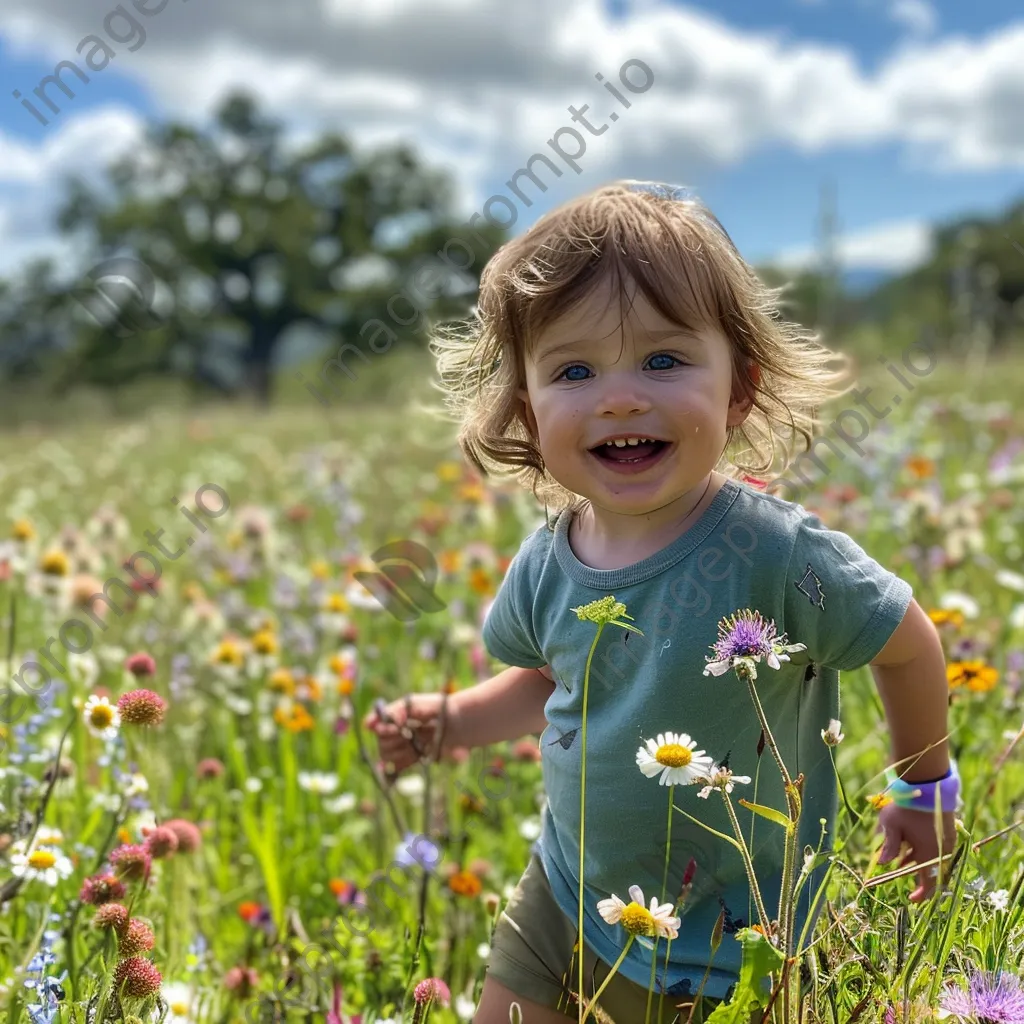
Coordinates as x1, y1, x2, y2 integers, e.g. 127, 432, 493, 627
354, 540, 447, 622
72, 257, 166, 338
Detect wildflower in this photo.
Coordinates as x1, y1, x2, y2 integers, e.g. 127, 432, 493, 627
571, 596, 643, 633
268, 667, 296, 695
119, 918, 156, 956
947, 660, 999, 693
867, 793, 894, 811
821, 719, 845, 746
297, 771, 339, 795
116, 689, 167, 726
988, 889, 1011, 912
939, 592, 980, 620
905, 456, 935, 479
597, 885, 680, 939
251, 630, 278, 655
210, 637, 246, 672
124, 652, 157, 678
413, 977, 451, 1008
635, 732, 715, 787
40, 550, 70, 576
160, 981, 194, 1020
223, 966, 259, 999
395, 774, 426, 799
83, 695, 121, 741
113, 956, 162, 999
448, 870, 483, 898
696, 765, 752, 800
996, 570, 1024, 594
11, 843, 74, 886
703, 609, 806, 680
109, 844, 151, 882
324, 792, 357, 814
395, 832, 441, 870
12, 518, 36, 541
163, 819, 202, 854
196, 758, 224, 780
80, 873, 127, 906
938, 969, 1024, 1023
143, 827, 179, 859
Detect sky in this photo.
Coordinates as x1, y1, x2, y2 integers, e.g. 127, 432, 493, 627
0, 0, 1022, 284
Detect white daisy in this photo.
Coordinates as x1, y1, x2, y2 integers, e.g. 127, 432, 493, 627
820, 719, 845, 747
696, 765, 753, 800
394, 774, 425, 799
11, 844, 74, 886
161, 981, 195, 1021
996, 570, 1024, 594
324, 792, 357, 814
82, 695, 121, 741
636, 732, 715, 787
298, 771, 339, 795
597, 885, 680, 939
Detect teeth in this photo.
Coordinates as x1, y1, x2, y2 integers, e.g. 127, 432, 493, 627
604, 437, 654, 447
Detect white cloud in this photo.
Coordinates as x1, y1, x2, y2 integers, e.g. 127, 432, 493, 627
771, 217, 934, 272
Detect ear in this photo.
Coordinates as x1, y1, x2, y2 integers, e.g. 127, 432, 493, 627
727, 362, 758, 428
516, 386, 539, 440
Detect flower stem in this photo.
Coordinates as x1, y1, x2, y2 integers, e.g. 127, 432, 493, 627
646, 785, 675, 1024
581, 935, 634, 1024
578, 624, 604, 1023
721, 791, 772, 934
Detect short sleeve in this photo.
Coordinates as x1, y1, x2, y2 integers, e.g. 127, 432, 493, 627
481, 548, 546, 669
783, 514, 913, 671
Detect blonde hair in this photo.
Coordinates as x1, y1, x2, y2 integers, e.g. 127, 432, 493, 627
429, 180, 853, 518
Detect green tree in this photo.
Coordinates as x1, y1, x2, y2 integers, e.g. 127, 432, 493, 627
55, 91, 506, 404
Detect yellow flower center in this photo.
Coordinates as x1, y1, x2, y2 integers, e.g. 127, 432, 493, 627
12, 519, 35, 541
325, 594, 348, 614
216, 642, 243, 665
269, 668, 295, 693
40, 551, 69, 576
89, 705, 114, 727
619, 903, 655, 936
170, 1002, 189, 1016
655, 744, 692, 768
252, 631, 278, 654
310, 560, 330, 579
28, 849, 57, 870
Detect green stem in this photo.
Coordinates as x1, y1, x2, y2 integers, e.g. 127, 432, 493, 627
581, 935, 635, 1024
646, 785, 674, 1024
578, 624, 604, 1023
720, 792, 772, 934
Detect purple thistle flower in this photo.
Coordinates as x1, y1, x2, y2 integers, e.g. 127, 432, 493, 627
703, 609, 806, 681
939, 969, 1024, 1023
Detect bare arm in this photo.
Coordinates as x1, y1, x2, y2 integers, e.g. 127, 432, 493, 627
449, 664, 555, 749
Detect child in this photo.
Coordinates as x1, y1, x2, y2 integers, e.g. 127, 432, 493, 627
365, 181, 958, 1024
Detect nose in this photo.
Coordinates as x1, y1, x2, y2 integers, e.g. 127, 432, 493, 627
595, 370, 653, 418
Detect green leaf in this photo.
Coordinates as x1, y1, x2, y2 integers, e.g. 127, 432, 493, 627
705, 928, 785, 1023
738, 799, 795, 832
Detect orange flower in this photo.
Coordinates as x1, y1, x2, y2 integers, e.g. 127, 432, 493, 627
928, 609, 964, 629
298, 676, 323, 702
439, 550, 462, 574
117, 827, 133, 844
458, 482, 485, 503
273, 703, 315, 733
867, 793, 893, 810
238, 901, 262, 923
947, 660, 999, 693
468, 567, 493, 597
448, 870, 483, 898
337, 678, 355, 697
268, 668, 296, 695
329, 879, 356, 899
905, 455, 935, 479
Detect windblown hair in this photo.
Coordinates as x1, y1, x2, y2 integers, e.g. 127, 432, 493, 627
428, 180, 854, 518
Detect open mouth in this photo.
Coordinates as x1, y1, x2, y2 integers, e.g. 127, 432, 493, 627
589, 438, 671, 466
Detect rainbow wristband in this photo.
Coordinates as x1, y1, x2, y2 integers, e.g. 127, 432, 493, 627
883, 758, 961, 813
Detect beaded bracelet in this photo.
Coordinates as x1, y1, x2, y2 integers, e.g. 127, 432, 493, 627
883, 758, 961, 813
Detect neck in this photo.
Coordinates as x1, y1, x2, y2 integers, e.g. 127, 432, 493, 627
571, 472, 723, 568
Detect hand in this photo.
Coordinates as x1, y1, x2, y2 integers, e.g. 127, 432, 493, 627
362, 692, 466, 778
876, 802, 957, 903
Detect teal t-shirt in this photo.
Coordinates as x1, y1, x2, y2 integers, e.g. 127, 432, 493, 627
481, 477, 913, 1002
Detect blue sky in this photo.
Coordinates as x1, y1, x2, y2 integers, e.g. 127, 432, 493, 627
0, 0, 1021, 278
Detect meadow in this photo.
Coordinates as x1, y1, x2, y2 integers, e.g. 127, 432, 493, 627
0, 346, 1022, 1024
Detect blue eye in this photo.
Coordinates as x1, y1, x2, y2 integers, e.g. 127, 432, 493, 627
647, 353, 682, 371
558, 364, 592, 382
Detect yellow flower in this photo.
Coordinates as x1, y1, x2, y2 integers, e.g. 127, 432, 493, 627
11, 519, 35, 541
867, 792, 894, 810
28, 849, 57, 871
905, 455, 935, 479
323, 593, 349, 615
212, 638, 245, 667
268, 668, 296, 695
468, 567, 493, 597
458, 482, 485, 503
436, 462, 462, 483
947, 660, 999, 693
439, 550, 462, 574
310, 559, 330, 580
928, 608, 964, 629
40, 550, 70, 576
252, 630, 278, 655
597, 885, 680, 939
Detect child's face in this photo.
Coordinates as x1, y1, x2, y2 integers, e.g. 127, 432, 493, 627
516, 275, 753, 517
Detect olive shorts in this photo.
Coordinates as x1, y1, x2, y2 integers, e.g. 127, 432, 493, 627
486, 852, 763, 1024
